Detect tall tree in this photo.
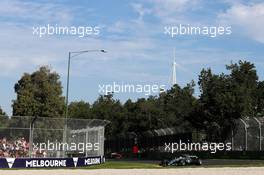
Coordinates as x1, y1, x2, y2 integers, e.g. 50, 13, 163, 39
12, 66, 65, 118
161, 82, 197, 131
0, 106, 8, 128
226, 60, 258, 117
195, 60, 259, 141
197, 69, 237, 141
255, 81, 264, 116
125, 97, 155, 133
68, 101, 90, 119
91, 93, 126, 137
0, 106, 6, 116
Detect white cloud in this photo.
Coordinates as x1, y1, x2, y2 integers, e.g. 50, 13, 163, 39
0, 0, 73, 25
0, 23, 161, 78
151, 0, 194, 13
107, 21, 127, 33
218, 2, 264, 43
147, 0, 201, 23
131, 3, 152, 23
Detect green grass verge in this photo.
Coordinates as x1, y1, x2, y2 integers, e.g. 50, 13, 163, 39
82, 160, 264, 169
82, 161, 161, 169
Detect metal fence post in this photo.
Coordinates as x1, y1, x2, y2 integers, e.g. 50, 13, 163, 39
85, 126, 89, 157
254, 117, 262, 151
240, 118, 248, 151
29, 116, 37, 158
62, 118, 67, 157
231, 129, 234, 151
29, 123, 32, 158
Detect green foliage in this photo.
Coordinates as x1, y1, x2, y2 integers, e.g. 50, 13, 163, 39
226, 60, 258, 117
12, 66, 65, 117
0, 106, 8, 128
0, 106, 6, 116
68, 101, 90, 119
9, 60, 264, 141
124, 97, 160, 133
194, 60, 260, 141
87, 83, 197, 137
91, 93, 126, 137
255, 81, 264, 116
66, 82, 197, 138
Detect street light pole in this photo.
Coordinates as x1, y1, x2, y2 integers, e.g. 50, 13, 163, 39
65, 52, 71, 122
63, 49, 106, 157
65, 49, 106, 120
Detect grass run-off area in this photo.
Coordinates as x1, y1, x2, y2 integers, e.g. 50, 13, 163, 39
83, 161, 161, 169
81, 160, 264, 169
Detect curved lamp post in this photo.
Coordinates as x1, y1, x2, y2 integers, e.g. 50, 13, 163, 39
63, 49, 106, 155
65, 49, 106, 120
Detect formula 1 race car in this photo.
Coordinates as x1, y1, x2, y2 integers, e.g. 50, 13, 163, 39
160, 154, 202, 166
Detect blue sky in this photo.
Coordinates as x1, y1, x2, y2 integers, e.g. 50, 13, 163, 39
0, 0, 264, 115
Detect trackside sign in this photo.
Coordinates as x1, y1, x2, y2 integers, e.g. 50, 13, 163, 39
0, 156, 102, 168
76, 157, 101, 166
0, 158, 9, 168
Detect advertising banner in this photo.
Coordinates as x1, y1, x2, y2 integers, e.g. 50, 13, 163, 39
0, 158, 8, 168
0, 156, 102, 169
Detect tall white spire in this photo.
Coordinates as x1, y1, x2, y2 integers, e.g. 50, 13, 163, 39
171, 48, 177, 85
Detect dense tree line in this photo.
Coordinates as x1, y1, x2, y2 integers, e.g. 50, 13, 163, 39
3, 60, 264, 141
0, 107, 6, 116
67, 60, 264, 141
0, 106, 7, 128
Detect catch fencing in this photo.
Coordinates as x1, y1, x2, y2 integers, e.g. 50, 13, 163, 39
230, 117, 264, 151
0, 116, 109, 158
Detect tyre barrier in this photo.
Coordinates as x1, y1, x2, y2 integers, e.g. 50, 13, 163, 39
0, 156, 104, 168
